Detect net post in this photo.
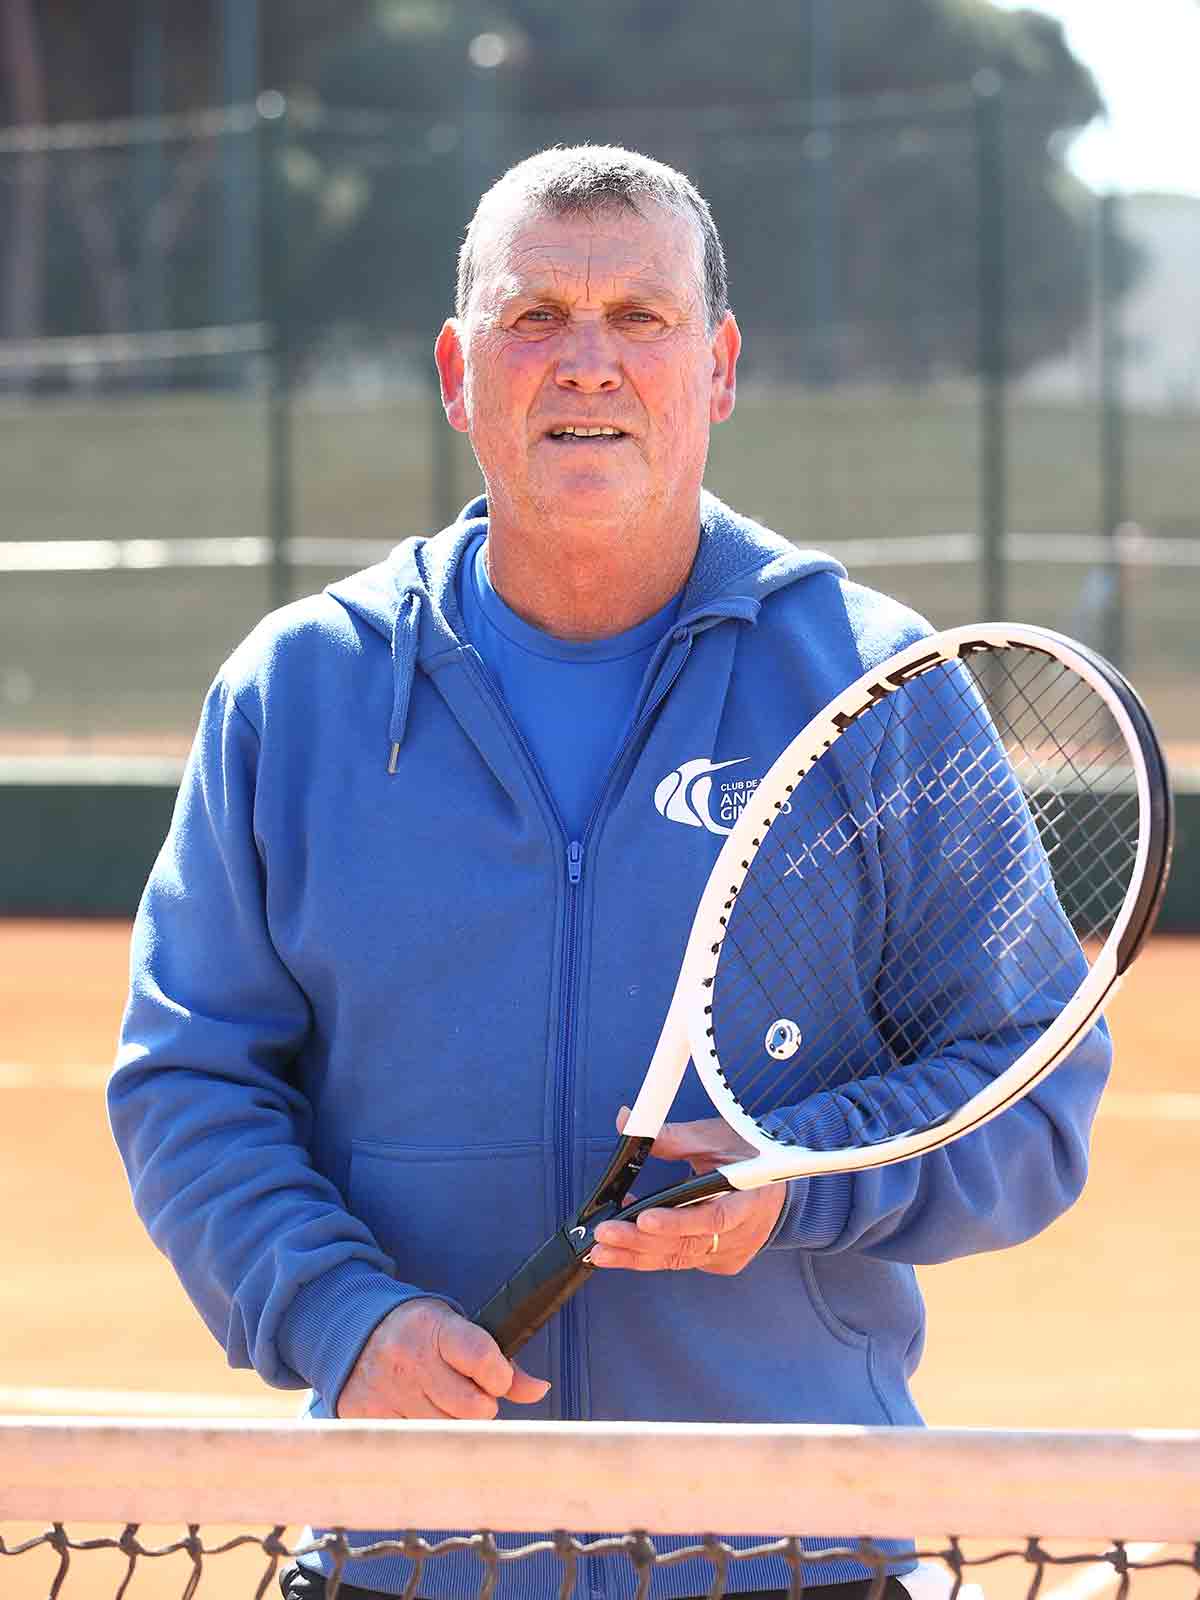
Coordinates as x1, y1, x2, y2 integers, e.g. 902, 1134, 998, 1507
974, 71, 1009, 623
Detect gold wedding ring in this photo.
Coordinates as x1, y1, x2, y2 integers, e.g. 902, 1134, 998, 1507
708, 1232, 720, 1255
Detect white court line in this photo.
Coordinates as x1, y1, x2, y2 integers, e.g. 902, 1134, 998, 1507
0, 1385, 296, 1418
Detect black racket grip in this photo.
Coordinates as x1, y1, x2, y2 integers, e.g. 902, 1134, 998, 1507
473, 1228, 594, 1358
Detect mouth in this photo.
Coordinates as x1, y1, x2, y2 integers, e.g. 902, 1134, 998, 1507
544, 425, 630, 444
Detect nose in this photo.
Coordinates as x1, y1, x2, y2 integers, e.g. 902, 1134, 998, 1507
554, 320, 622, 393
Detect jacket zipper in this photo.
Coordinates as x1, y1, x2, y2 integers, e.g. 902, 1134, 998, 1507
460, 625, 696, 1424
456, 650, 589, 1417
557, 837, 585, 1421
556, 626, 694, 1424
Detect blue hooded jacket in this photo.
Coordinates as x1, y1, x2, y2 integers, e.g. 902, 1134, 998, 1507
110, 493, 1110, 1596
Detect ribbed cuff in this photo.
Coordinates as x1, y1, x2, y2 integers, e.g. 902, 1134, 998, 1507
765, 1171, 853, 1249
276, 1261, 464, 1414
760, 1099, 855, 1250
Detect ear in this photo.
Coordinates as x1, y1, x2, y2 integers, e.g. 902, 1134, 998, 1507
710, 310, 739, 425
435, 319, 469, 433
709, 312, 741, 425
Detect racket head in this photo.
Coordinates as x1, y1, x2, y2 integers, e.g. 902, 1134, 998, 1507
667, 624, 1172, 1181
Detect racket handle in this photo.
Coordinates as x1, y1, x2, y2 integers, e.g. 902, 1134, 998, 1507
473, 1228, 594, 1358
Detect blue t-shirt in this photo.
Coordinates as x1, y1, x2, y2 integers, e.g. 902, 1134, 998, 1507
460, 537, 681, 839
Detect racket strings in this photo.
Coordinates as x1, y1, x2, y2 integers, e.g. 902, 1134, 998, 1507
715, 735, 1007, 1129
989, 651, 1130, 800
717, 835, 1018, 1130
712, 841, 921, 1127
985, 657, 1139, 944
722, 750, 1043, 1128
955, 650, 1140, 937
705, 649, 1140, 1143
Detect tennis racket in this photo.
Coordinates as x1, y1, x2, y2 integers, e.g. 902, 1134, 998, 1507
474, 623, 1173, 1357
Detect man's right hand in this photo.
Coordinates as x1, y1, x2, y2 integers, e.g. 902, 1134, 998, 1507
336, 1298, 551, 1419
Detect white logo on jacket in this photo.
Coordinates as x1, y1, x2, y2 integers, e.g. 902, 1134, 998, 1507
653, 757, 751, 836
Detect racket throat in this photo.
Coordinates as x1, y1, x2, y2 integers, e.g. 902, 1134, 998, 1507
574, 1140, 736, 1237
574, 1166, 735, 1260
575, 1135, 655, 1227
615, 1167, 734, 1225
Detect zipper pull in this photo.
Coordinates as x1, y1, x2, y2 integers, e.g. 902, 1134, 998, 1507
567, 840, 584, 885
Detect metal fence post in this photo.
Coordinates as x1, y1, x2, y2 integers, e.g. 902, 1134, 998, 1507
804, 0, 838, 387
974, 71, 1008, 622
214, 0, 259, 377
134, 0, 167, 346
1098, 190, 1127, 668
258, 91, 292, 612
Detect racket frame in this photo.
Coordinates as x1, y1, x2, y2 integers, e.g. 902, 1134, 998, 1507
623, 622, 1172, 1189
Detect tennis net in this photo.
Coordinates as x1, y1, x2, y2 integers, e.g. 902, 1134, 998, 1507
2, 1420, 1198, 1600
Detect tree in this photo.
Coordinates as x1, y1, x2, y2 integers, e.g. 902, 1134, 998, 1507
4, 0, 1134, 383
0, 1, 373, 349
285, 0, 1124, 381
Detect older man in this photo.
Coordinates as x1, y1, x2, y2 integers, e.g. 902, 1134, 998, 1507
110, 147, 1105, 1600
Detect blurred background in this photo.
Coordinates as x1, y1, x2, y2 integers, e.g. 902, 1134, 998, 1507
0, 0, 1197, 1465
0, 0, 1197, 913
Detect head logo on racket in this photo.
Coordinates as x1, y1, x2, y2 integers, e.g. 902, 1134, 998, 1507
764, 1019, 803, 1061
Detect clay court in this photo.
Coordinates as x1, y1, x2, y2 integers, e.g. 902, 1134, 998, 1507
1, 920, 1197, 1598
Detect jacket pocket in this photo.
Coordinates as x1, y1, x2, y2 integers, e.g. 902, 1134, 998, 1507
801, 1254, 871, 1349
347, 1139, 550, 1316
803, 1253, 921, 1426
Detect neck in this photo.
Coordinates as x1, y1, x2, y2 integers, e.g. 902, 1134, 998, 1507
482, 503, 699, 641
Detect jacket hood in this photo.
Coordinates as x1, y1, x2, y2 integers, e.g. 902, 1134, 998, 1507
325, 490, 846, 766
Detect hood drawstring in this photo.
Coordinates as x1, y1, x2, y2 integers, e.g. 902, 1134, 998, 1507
684, 596, 761, 632
387, 589, 422, 773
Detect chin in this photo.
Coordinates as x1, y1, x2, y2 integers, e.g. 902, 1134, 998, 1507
535, 470, 644, 521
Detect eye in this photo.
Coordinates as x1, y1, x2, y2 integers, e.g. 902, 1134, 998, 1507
512, 307, 561, 331
615, 308, 667, 334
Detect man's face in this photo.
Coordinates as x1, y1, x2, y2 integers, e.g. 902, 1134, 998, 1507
436, 197, 739, 531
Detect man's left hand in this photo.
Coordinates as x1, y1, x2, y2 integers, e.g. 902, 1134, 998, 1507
588, 1111, 785, 1277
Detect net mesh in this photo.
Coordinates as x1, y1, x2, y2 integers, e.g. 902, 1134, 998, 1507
3, 1422, 1198, 1600
4, 1527, 1200, 1600
707, 643, 1144, 1136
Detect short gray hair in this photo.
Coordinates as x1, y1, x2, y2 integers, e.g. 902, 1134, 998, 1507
456, 144, 729, 332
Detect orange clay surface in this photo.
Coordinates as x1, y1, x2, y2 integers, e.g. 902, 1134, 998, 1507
0, 920, 1197, 1599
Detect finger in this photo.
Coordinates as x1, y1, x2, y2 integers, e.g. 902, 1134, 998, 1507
506, 1365, 552, 1404
436, 1316, 518, 1399
591, 1226, 718, 1272
423, 1397, 464, 1420
630, 1194, 742, 1240
421, 1370, 499, 1421
343, 1379, 458, 1421
645, 1117, 754, 1168
592, 1210, 725, 1253
589, 1243, 678, 1272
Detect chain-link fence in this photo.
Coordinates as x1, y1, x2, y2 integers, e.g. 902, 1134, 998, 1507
2, 87, 1197, 755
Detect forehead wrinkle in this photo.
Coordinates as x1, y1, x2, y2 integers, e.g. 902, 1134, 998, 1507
476, 205, 704, 317
500, 254, 696, 316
